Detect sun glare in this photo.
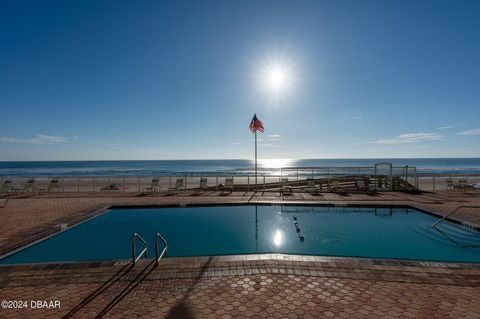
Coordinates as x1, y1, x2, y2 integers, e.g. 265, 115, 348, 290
259, 158, 293, 169
273, 229, 284, 247
268, 67, 287, 91
254, 54, 298, 103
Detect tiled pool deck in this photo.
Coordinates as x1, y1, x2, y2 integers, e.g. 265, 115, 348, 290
1, 190, 480, 318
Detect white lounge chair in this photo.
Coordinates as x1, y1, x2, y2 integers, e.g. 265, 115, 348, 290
193, 177, 208, 195
446, 178, 455, 191
0, 180, 15, 193
448, 179, 474, 192
458, 179, 475, 192
144, 177, 160, 194
168, 177, 184, 195
23, 178, 36, 193
222, 177, 234, 194
47, 178, 62, 193
281, 178, 293, 196
306, 178, 320, 195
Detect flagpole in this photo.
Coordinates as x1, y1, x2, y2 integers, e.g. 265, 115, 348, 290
255, 205, 258, 252
255, 130, 257, 187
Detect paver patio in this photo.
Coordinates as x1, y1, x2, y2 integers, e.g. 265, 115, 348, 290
0, 190, 479, 318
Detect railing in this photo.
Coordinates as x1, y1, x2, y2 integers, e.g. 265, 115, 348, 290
414, 174, 480, 192
431, 206, 480, 228
0, 165, 419, 193
155, 233, 168, 265
1, 166, 479, 193
132, 233, 148, 266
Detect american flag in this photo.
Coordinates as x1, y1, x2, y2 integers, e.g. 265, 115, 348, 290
249, 113, 264, 133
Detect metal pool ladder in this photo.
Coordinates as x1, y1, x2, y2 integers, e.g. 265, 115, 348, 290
431, 206, 480, 229
155, 233, 168, 265
132, 233, 148, 266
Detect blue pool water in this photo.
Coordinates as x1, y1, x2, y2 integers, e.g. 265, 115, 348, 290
1, 205, 480, 264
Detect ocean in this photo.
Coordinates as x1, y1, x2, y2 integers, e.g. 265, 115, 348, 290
0, 158, 479, 177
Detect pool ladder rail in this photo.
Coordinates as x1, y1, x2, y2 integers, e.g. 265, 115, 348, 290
431, 206, 480, 229
131, 232, 168, 266
155, 232, 168, 265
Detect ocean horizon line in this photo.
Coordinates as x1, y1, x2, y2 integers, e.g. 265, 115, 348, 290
1, 157, 480, 163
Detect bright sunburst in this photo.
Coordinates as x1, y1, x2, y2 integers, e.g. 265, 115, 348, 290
254, 54, 298, 103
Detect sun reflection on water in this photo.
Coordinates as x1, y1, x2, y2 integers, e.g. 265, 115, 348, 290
259, 159, 294, 169
273, 229, 284, 247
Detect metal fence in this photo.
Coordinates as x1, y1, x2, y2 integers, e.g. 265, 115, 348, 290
0, 164, 416, 193
0, 164, 478, 193
414, 174, 480, 192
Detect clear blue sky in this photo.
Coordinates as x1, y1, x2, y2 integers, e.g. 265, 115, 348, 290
1, 0, 479, 160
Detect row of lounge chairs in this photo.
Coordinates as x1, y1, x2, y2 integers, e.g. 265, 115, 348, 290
144, 176, 375, 196
446, 179, 478, 192
0, 178, 62, 194
143, 177, 234, 195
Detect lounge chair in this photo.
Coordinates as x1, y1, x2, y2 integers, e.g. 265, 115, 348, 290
144, 177, 160, 194
306, 178, 320, 195
47, 178, 62, 192
193, 177, 208, 195
446, 179, 455, 191
101, 183, 124, 191
168, 177, 184, 195
0, 180, 15, 193
222, 177, 234, 194
281, 178, 293, 196
23, 178, 36, 193
458, 179, 475, 192
448, 179, 474, 192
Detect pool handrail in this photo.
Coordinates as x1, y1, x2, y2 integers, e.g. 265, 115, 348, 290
155, 233, 168, 265
431, 206, 480, 228
132, 233, 148, 266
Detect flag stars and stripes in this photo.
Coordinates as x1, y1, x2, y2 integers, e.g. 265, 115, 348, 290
249, 114, 265, 133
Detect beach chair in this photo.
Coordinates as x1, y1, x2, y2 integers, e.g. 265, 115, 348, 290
22, 178, 36, 193
143, 177, 160, 194
306, 178, 320, 195
446, 179, 455, 191
222, 177, 234, 194
193, 177, 208, 195
101, 183, 125, 191
281, 178, 293, 196
47, 178, 62, 192
0, 180, 15, 193
168, 177, 184, 195
448, 179, 470, 192
458, 179, 475, 192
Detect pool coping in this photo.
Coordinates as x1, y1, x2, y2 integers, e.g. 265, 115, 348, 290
1, 201, 479, 269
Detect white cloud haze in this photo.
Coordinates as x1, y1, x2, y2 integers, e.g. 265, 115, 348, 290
369, 133, 442, 145
458, 128, 480, 136
0, 135, 67, 145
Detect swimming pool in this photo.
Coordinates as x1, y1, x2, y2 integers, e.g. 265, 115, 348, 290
1, 205, 480, 264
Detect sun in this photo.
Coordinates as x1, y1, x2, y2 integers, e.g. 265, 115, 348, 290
268, 67, 287, 91
254, 54, 298, 103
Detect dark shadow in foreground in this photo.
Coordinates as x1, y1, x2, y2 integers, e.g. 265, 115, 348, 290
165, 256, 213, 319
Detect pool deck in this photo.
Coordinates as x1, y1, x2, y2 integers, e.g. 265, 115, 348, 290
1, 190, 480, 318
